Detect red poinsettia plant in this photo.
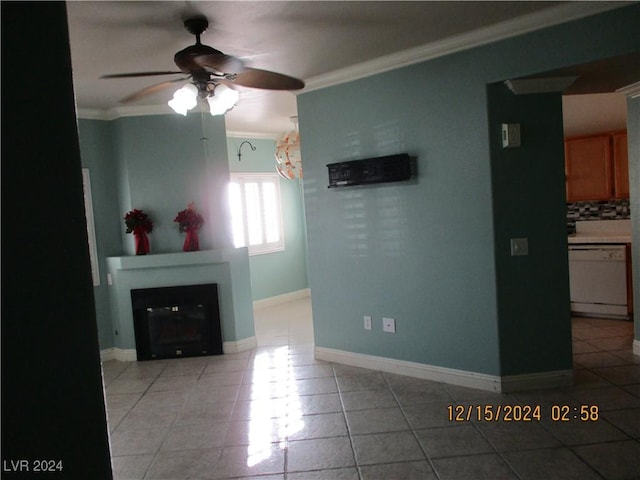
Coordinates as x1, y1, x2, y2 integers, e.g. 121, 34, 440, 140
174, 202, 204, 252
174, 202, 204, 233
124, 208, 153, 234
124, 208, 153, 255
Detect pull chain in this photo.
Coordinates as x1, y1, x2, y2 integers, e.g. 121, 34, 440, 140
200, 107, 209, 158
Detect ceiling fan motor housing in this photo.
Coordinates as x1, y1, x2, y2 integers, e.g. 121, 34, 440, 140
174, 44, 225, 72
183, 16, 209, 37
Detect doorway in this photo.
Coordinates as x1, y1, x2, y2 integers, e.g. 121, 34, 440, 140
493, 54, 638, 379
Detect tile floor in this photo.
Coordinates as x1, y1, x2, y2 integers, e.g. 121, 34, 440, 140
103, 298, 640, 479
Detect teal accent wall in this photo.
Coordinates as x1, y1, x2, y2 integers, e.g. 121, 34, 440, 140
227, 137, 309, 300
300, 65, 501, 374
113, 114, 231, 254
298, 5, 639, 377
77, 119, 120, 349
487, 85, 572, 375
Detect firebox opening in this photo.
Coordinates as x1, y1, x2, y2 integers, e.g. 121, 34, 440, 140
131, 283, 223, 361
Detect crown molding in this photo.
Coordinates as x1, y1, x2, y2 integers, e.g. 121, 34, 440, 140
226, 130, 279, 140
77, 102, 223, 120
304, 1, 628, 92
76, 107, 279, 139
77, 104, 186, 120
617, 81, 640, 98
76, 108, 111, 120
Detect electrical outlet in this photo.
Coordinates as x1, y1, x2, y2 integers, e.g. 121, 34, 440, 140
382, 317, 396, 333
510, 237, 529, 256
363, 315, 372, 330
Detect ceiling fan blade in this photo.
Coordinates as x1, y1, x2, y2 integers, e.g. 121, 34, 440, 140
120, 78, 189, 103
226, 68, 305, 91
101, 71, 184, 79
190, 52, 245, 74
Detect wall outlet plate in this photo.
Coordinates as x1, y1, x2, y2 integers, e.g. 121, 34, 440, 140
364, 315, 372, 330
382, 317, 396, 333
510, 237, 529, 256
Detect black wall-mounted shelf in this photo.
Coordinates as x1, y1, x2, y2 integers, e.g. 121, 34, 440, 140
327, 153, 413, 188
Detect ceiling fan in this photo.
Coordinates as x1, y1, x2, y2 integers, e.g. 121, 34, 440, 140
101, 14, 305, 115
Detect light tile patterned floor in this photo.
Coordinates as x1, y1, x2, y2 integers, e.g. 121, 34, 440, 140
103, 298, 640, 479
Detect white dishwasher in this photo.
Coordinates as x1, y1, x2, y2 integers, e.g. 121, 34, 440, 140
568, 244, 628, 318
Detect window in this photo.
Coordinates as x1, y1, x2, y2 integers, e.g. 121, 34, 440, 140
82, 168, 100, 286
229, 173, 284, 255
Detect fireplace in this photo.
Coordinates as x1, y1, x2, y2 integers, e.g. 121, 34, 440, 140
131, 283, 223, 360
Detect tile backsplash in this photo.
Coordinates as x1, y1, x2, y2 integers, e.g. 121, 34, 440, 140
567, 199, 631, 233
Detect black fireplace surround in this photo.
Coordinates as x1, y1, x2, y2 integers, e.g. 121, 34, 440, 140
131, 283, 223, 361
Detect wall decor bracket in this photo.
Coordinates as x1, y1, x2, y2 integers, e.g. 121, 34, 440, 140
327, 153, 414, 188
237, 140, 256, 162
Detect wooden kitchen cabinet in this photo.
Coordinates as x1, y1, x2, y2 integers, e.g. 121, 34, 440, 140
565, 135, 612, 201
565, 131, 629, 202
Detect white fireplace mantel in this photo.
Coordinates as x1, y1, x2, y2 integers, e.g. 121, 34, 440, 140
108, 249, 239, 271
105, 247, 255, 358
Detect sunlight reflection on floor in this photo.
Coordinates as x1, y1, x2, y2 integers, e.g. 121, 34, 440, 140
247, 298, 313, 468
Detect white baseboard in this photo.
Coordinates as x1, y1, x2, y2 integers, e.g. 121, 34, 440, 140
315, 346, 574, 393
315, 346, 502, 392
100, 348, 115, 362
500, 370, 574, 393
101, 338, 258, 361
100, 348, 137, 362
633, 339, 640, 356
223, 336, 257, 354
253, 288, 311, 309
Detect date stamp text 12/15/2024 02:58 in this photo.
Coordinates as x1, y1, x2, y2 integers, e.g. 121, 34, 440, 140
447, 404, 600, 423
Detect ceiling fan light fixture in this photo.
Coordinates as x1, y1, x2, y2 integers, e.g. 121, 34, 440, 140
168, 83, 198, 115
207, 84, 239, 116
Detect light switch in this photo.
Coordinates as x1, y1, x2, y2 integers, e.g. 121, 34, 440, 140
510, 238, 529, 256
502, 123, 521, 148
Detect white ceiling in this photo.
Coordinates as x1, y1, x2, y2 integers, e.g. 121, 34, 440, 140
66, 1, 625, 136
563, 93, 628, 137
